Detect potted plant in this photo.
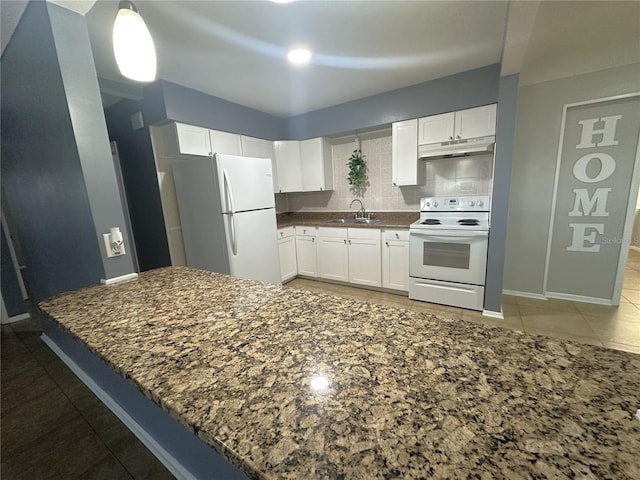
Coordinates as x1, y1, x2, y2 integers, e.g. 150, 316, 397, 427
347, 148, 367, 195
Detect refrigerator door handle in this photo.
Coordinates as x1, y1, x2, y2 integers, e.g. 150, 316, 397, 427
223, 168, 238, 255
222, 168, 236, 214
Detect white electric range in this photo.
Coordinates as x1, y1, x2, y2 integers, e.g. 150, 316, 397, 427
409, 196, 490, 311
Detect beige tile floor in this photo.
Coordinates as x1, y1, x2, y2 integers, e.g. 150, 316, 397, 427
286, 249, 640, 354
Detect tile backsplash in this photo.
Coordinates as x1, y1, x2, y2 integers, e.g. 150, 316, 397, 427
286, 132, 494, 212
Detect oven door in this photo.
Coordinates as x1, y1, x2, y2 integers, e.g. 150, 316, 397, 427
409, 229, 488, 285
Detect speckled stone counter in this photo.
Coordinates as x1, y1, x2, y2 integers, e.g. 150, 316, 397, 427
40, 267, 640, 479
276, 211, 418, 229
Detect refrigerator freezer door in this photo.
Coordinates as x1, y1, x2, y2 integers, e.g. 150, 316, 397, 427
224, 208, 281, 285
216, 154, 275, 213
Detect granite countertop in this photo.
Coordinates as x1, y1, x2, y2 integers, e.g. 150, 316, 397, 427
276, 211, 418, 229
40, 267, 640, 479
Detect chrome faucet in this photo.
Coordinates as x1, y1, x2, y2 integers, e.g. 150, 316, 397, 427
349, 199, 366, 219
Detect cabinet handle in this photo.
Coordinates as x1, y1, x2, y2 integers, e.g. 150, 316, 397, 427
385, 241, 389, 247
303, 229, 306, 234
343, 239, 347, 244
312, 238, 315, 243
348, 240, 351, 245
393, 182, 397, 186
449, 136, 453, 140
395, 233, 399, 239
456, 135, 461, 139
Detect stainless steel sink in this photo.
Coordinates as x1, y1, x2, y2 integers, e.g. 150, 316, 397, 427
352, 218, 382, 224
328, 217, 381, 224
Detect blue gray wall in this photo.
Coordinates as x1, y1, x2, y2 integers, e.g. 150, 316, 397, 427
151, 80, 287, 140
141, 64, 500, 141
285, 64, 501, 139
1, 1, 135, 303
484, 74, 519, 313
105, 100, 172, 271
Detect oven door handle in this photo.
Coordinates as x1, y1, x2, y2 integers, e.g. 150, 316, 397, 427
410, 229, 488, 239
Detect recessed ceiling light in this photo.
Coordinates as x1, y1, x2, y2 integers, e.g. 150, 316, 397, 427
287, 47, 312, 65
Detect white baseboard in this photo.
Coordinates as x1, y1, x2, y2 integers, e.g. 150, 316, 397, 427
41, 334, 196, 480
502, 289, 547, 300
545, 291, 613, 306
1, 312, 31, 324
482, 309, 504, 319
100, 272, 138, 285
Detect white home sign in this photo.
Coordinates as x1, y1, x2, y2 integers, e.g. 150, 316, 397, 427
545, 94, 640, 303
567, 114, 621, 252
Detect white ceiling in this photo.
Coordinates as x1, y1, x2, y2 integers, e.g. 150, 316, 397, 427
5, 1, 637, 118
85, 0, 510, 117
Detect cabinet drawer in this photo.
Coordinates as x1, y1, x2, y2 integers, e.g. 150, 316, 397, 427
317, 227, 347, 238
277, 226, 295, 239
295, 226, 317, 237
383, 229, 409, 242
347, 227, 381, 240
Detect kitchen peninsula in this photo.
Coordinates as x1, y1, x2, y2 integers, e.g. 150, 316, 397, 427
39, 267, 639, 479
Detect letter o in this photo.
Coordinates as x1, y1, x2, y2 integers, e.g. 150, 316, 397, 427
572, 153, 616, 183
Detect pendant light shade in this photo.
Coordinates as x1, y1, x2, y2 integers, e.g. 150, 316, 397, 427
112, 1, 157, 82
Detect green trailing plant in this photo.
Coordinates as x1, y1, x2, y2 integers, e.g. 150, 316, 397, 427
347, 148, 367, 187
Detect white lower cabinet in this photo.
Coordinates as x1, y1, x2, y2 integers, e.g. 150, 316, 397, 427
348, 228, 381, 287
287, 225, 409, 292
277, 227, 297, 282
295, 226, 318, 277
382, 230, 409, 291
317, 227, 349, 282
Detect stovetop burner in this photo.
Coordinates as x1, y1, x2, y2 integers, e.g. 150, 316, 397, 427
458, 219, 480, 226
421, 219, 442, 225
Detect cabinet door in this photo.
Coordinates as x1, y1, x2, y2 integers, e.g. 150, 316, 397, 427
274, 141, 303, 193
418, 112, 455, 144
454, 104, 497, 140
317, 236, 348, 282
300, 138, 333, 192
241, 136, 277, 193
348, 238, 381, 287
278, 236, 297, 282
209, 130, 242, 155
175, 123, 211, 156
382, 240, 409, 291
392, 119, 418, 186
295, 236, 317, 277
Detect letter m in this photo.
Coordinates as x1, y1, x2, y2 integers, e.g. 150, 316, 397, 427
568, 188, 612, 217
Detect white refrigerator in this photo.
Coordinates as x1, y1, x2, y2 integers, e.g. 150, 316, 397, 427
173, 154, 281, 284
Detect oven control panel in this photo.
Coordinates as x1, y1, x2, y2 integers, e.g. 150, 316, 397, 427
420, 196, 490, 212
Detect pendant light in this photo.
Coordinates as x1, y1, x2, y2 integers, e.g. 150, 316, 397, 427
112, 1, 157, 82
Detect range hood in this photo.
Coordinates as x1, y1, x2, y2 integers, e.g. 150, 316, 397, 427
419, 135, 495, 159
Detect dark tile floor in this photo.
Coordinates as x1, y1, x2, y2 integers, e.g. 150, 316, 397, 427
1, 315, 175, 480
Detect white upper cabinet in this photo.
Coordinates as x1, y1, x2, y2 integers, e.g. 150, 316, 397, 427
172, 122, 242, 157
418, 112, 455, 145
392, 119, 418, 186
454, 104, 497, 140
241, 136, 278, 193
174, 123, 212, 156
418, 104, 497, 144
209, 130, 242, 156
300, 138, 334, 192
274, 141, 303, 193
